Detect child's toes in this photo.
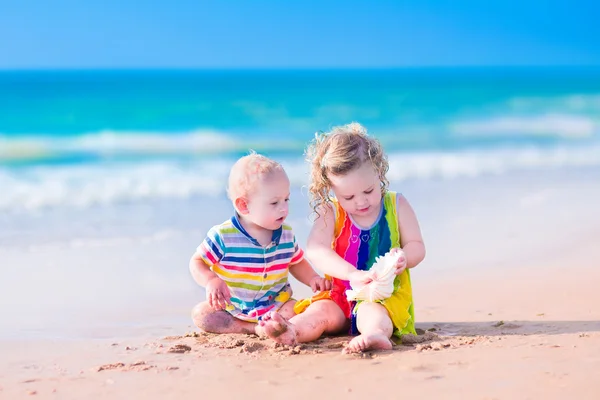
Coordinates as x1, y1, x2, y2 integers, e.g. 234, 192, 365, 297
262, 312, 273, 322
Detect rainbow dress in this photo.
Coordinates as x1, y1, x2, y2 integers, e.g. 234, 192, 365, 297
294, 191, 415, 337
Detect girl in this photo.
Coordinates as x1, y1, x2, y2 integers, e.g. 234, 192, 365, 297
259, 122, 425, 353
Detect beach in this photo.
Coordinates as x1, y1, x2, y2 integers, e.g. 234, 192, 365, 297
1, 165, 600, 399
3, 0, 600, 393
1, 68, 600, 399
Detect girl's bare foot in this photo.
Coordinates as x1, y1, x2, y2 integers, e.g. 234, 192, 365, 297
258, 311, 297, 346
342, 333, 393, 354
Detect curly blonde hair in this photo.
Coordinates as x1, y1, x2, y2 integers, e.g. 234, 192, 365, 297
305, 122, 389, 217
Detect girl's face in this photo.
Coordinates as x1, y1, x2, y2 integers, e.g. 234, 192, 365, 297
327, 162, 382, 221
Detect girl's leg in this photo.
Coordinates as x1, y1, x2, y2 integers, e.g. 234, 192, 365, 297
259, 299, 347, 345
344, 302, 394, 353
277, 299, 297, 319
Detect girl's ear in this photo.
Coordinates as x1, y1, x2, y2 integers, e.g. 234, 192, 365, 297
235, 197, 250, 215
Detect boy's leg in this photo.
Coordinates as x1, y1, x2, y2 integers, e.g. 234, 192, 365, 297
343, 302, 394, 353
255, 300, 295, 342
191, 302, 257, 335
254, 300, 297, 339
259, 299, 347, 345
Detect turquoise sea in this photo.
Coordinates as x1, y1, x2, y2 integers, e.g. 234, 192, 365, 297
1, 67, 600, 212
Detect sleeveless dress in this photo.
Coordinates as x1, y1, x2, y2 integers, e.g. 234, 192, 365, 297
294, 191, 416, 338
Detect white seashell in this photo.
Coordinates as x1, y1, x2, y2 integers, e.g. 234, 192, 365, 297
346, 249, 404, 302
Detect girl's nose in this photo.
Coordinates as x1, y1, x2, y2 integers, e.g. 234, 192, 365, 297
356, 196, 368, 207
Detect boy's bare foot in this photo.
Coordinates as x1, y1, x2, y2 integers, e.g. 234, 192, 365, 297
342, 333, 393, 354
258, 311, 297, 346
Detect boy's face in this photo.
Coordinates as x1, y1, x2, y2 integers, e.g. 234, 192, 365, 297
243, 169, 290, 231
328, 162, 382, 220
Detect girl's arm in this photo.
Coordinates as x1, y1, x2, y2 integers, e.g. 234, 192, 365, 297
397, 195, 426, 268
288, 258, 321, 286
306, 204, 357, 281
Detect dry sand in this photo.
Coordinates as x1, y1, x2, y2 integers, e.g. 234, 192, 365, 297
2, 255, 599, 400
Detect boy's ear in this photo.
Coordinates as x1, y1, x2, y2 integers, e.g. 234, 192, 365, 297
235, 197, 250, 215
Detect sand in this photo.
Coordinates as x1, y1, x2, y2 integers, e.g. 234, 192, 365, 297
2, 256, 599, 400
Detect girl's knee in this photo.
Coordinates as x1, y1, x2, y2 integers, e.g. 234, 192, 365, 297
311, 300, 346, 331
357, 301, 386, 313
356, 302, 393, 333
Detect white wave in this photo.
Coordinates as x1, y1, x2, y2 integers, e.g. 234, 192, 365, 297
72, 130, 241, 154
0, 162, 228, 211
386, 145, 600, 181
1, 144, 599, 212
450, 114, 597, 139
561, 94, 600, 111
508, 94, 600, 112
0, 129, 301, 162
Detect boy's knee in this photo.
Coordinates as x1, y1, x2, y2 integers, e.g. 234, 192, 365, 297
191, 302, 211, 320
191, 302, 232, 332
191, 302, 214, 330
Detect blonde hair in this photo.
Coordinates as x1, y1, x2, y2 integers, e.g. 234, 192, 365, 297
305, 122, 389, 216
227, 151, 285, 202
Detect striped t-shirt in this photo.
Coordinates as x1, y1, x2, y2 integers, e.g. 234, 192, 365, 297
197, 214, 304, 322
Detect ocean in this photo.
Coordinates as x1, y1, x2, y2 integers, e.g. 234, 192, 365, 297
1, 67, 599, 212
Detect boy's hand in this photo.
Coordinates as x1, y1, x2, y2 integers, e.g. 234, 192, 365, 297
309, 275, 332, 292
348, 270, 373, 288
390, 247, 408, 275
206, 276, 232, 311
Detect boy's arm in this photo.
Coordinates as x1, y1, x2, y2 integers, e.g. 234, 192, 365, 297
397, 195, 426, 269
189, 251, 219, 287
190, 226, 226, 286
189, 249, 232, 310
306, 205, 358, 281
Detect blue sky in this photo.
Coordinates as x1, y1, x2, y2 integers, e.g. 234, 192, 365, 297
1, 0, 599, 69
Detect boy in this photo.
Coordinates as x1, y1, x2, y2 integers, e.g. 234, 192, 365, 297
189, 152, 330, 336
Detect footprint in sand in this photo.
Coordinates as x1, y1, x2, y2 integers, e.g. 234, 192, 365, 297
448, 360, 469, 368
94, 361, 156, 372
411, 364, 438, 372
240, 342, 266, 353
167, 344, 192, 353
21, 379, 41, 384
94, 363, 125, 372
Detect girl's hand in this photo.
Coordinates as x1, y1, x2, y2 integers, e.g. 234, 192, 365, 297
391, 247, 408, 275
309, 276, 332, 292
348, 270, 373, 288
205, 276, 232, 310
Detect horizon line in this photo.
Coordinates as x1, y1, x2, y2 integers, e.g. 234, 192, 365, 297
1, 65, 600, 73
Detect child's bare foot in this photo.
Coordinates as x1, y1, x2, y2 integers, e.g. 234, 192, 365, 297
258, 311, 297, 346
342, 333, 393, 354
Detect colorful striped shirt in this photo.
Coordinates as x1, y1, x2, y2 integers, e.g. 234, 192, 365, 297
197, 214, 304, 322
